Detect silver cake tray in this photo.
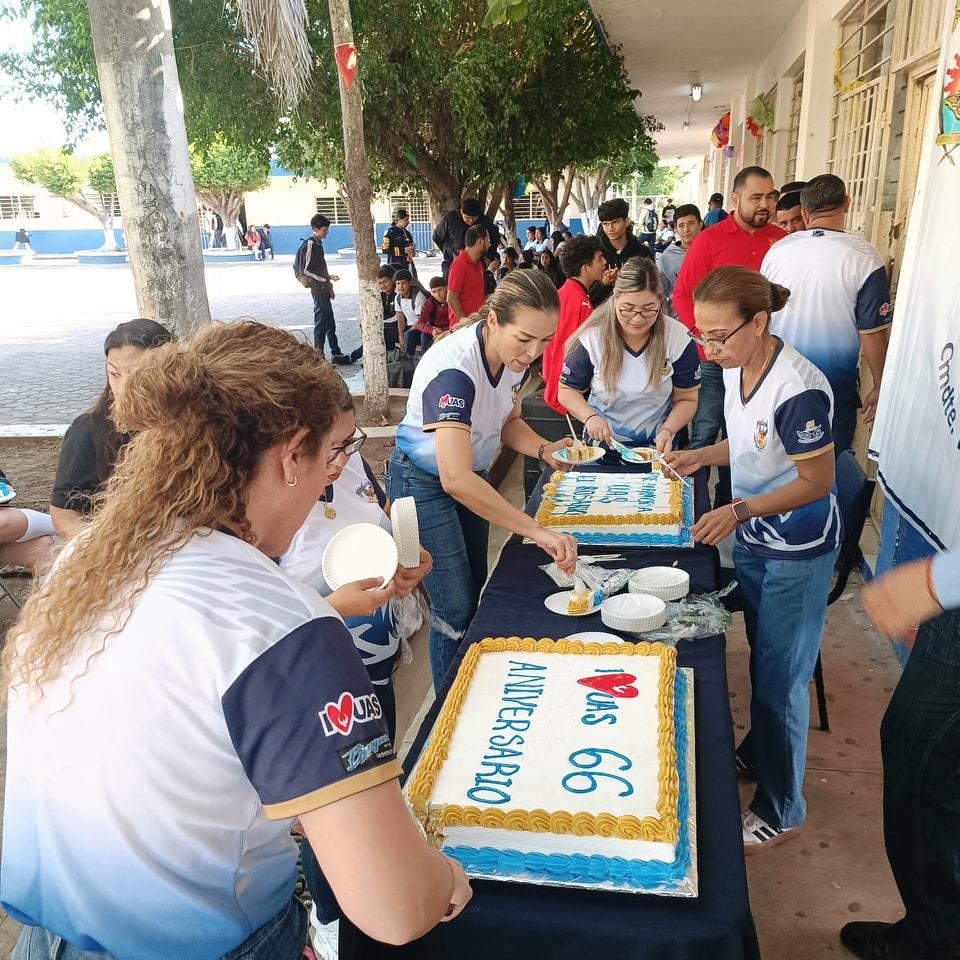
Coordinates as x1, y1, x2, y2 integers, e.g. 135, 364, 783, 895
405, 668, 698, 898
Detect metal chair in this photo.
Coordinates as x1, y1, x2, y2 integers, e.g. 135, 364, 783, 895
813, 450, 877, 732
0, 566, 25, 611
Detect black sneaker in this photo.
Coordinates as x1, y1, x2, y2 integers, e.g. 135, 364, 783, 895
331, 353, 352, 366
841, 920, 944, 959
735, 754, 756, 780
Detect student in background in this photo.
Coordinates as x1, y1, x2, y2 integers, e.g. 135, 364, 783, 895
775, 188, 807, 234
0, 469, 56, 575
703, 192, 729, 226
51, 319, 175, 539
395, 269, 426, 352
658, 203, 703, 304
257, 223, 275, 259
538, 249, 565, 289
407, 276, 451, 355
591, 197, 652, 306
446, 225, 489, 323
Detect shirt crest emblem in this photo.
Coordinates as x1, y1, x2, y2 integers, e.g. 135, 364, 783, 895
754, 419, 769, 451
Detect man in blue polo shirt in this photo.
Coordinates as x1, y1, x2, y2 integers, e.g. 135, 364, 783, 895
762, 174, 891, 455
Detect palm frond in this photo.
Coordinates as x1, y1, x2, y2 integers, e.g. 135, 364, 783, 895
233, 0, 313, 108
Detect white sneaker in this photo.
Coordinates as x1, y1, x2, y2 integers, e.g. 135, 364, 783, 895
0, 478, 16, 504
741, 809, 802, 854
307, 900, 338, 960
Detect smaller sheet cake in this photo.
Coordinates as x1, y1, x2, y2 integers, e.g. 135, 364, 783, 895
535, 470, 694, 547
406, 637, 697, 896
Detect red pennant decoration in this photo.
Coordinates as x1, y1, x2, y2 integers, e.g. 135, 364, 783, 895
335, 42, 358, 90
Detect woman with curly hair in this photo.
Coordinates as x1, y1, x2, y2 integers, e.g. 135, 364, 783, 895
2, 321, 470, 960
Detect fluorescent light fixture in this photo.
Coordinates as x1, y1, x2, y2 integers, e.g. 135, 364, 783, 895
691, 82, 703, 102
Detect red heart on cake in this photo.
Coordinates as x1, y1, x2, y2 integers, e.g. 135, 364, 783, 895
325, 692, 355, 734
577, 673, 639, 698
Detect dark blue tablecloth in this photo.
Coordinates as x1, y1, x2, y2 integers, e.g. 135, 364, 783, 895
342, 467, 760, 960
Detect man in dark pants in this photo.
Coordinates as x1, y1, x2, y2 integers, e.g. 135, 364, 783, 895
303, 214, 349, 363
842, 550, 960, 960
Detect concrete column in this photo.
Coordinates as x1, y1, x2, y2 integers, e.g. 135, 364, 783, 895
796, 0, 840, 178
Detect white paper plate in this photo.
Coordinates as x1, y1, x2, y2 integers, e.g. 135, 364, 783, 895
544, 590, 600, 617
390, 496, 421, 568
601, 592, 667, 633
565, 631, 623, 643
628, 566, 690, 601
553, 445, 604, 465
321, 522, 399, 592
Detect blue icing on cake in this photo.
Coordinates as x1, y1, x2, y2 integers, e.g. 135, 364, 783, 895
445, 669, 691, 891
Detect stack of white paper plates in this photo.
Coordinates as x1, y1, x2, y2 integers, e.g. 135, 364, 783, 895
391, 496, 421, 568
321, 523, 398, 591
628, 566, 690, 601
601, 593, 668, 633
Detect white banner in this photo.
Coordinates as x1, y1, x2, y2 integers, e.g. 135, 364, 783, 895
869, 0, 960, 551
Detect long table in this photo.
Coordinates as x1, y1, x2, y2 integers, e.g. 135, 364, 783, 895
341, 467, 761, 960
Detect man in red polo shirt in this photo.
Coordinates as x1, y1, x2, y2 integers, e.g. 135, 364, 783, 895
447, 225, 489, 323
542, 235, 606, 412
672, 165, 785, 504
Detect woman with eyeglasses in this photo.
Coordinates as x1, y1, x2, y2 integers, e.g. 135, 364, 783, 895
556, 256, 700, 454
279, 371, 431, 740
666, 266, 841, 856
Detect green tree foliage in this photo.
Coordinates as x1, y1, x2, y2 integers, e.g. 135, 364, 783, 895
10, 147, 120, 248
632, 165, 685, 198
1, 0, 282, 149
190, 137, 270, 248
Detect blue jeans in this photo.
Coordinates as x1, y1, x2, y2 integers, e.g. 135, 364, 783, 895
311, 282, 341, 355
733, 542, 838, 829
687, 359, 731, 506
829, 378, 859, 457
386, 448, 489, 689
12, 895, 307, 960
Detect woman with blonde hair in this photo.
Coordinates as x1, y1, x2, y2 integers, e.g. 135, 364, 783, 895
557, 256, 700, 454
2, 321, 470, 960
667, 266, 841, 854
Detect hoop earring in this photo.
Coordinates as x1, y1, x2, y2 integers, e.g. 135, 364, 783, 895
285, 476, 298, 488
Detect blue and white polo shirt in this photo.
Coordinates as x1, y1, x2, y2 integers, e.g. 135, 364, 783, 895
1, 529, 400, 960
281, 455, 400, 686
395, 322, 529, 474
761, 228, 892, 387
725, 340, 843, 559
558, 316, 701, 444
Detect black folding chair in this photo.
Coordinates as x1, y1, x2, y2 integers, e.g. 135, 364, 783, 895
813, 450, 877, 732
0, 567, 24, 611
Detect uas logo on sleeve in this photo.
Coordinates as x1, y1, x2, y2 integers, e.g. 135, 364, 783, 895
438, 394, 465, 410
319, 690, 383, 737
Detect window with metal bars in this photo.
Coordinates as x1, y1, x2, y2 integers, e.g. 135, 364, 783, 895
314, 196, 351, 224
388, 194, 431, 222
893, 0, 943, 68
512, 191, 546, 219
0, 195, 39, 219
784, 72, 804, 183
828, 0, 896, 238
81, 190, 121, 217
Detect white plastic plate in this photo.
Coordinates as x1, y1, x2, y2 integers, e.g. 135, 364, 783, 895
322, 522, 399, 592
544, 590, 601, 617
553, 445, 604, 465
391, 496, 421, 568
628, 566, 691, 601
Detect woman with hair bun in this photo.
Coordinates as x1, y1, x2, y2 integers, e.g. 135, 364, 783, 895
667, 265, 841, 855
51, 317, 175, 538
388, 269, 578, 688
2, 321, 471, 960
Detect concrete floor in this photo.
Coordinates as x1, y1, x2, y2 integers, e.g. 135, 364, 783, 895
0, 455, 905, 959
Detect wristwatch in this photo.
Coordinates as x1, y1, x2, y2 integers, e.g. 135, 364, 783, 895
731, 499, 752, 524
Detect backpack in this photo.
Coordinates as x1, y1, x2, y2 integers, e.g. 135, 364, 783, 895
643, 207, 658, 233
293, 238, 312, 288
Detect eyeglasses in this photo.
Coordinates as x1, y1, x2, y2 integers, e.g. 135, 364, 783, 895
328, 428, 367, 463
617, 303, 661, 320
688, 318, 751, 350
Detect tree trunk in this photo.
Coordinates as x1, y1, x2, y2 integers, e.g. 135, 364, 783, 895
196, 191, 245, 251
571, 167, 609, 236
63, 193, 120, 252
485, 183, 505, 224
501, 181, 518, 249
327, 0, 388, 418
86, 0, 210, 337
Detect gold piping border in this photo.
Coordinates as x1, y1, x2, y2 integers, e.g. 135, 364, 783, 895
535, 472, 684, 528
407, 637, 679, 842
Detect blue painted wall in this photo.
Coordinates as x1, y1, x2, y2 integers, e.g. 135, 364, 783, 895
3, 218, 588, 257
0, 229, 125, 255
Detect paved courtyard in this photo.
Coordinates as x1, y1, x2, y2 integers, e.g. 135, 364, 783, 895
0, 256, 375, 428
